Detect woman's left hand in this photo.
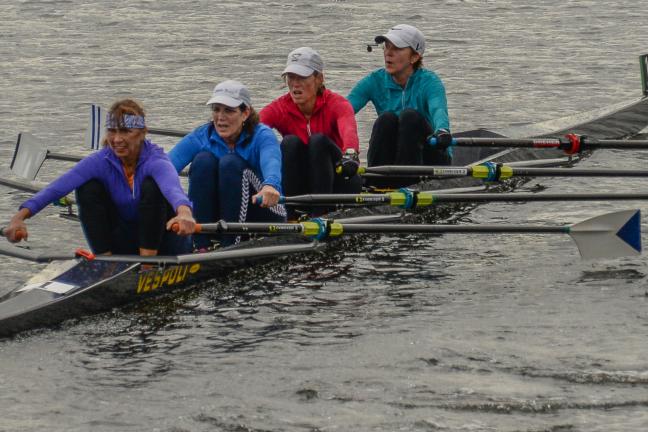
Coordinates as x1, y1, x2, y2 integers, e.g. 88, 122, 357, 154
252, 185, 281, 208
166, 205, 196, 236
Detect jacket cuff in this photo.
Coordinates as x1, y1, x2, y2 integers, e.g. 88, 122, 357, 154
261, 179, 283, 195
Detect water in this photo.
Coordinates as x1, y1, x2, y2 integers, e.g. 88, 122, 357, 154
2, 1, 648, 431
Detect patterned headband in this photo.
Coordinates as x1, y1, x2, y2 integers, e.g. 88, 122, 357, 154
105, 113, 146, 129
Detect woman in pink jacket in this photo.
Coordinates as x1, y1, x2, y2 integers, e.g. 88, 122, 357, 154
260, 47, 362, 217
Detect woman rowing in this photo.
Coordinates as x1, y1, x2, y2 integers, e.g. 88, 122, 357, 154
168, 80, 286, 249
259, 47, 362, 217
347, 24, 453, 176
4, 99, 195, 256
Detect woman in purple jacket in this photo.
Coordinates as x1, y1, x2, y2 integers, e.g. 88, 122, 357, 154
4, 99, 195, 257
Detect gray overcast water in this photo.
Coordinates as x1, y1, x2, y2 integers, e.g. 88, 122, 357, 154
1, 1, 648, 431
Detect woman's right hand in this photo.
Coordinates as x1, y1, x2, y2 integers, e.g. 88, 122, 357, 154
4, 209, 31, 243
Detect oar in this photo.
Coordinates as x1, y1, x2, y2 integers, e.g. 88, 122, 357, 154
278, 191, 648, 209
0, 176, 76, 207
359, 164, 648, 181
10, 133, 84, 180
428, 135, 648, 153
0, 234, 321, 264
187, 209, 642, 260
335, 156, 576, 177
14, 132, 568, 185
0, 213, 402, 263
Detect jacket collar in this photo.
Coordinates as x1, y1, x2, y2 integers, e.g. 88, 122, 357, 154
208, 123, 253, 148
105, 138, 152, 169
283, 89, 329, 119
384, 67, 421, 90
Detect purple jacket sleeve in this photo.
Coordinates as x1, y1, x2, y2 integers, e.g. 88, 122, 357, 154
20, 154, 101, 216
148, 157, 193, 212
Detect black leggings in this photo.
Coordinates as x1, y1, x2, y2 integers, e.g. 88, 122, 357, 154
76, 178, 190, 255
281, 134, 363, 196
281, 134, 362, 217
367, 109, 451, 166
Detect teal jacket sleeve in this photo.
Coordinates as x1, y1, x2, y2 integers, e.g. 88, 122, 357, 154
347, 74, 374, 114
423, 76, 450, 133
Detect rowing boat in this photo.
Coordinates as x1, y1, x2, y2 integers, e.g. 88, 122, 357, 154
2, 58, 648, 338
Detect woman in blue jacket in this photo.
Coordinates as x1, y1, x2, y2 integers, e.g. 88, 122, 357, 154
168, 80, 286, 248
348, 24, 453, 170
4, 99, 195, 256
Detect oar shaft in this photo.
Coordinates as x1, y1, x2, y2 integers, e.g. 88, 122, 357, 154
447, 137, 565, 148
282, 193, 393, 205
332, 223, 568, 234
195, 221, 308, 235
511, 167, 648, 177
0, 176, 42, 194
147, 127, 188, 138
281, 191, 648, 207
432, 192, 648, 202
195, 221, 568, 236
361, 166, 469, 176
429, 136, 648, 150
47, 151, 82, 163
0, 243, 75, 262
361, 165, 648, 179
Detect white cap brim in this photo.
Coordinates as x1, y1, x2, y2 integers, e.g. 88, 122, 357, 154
205, 95, 243, 108
375, 33, 409, 49
282, 64, 315, 77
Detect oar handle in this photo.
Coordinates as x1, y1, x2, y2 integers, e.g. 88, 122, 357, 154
0, 226, 27, 242
253, 196, 288, 205
170, 223, 203, 234
427, 137, 458, 147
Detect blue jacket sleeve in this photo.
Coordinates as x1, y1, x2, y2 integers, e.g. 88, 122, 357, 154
347, 74, 373, 114
168, 128, 204, 173
256, 126, 283, 194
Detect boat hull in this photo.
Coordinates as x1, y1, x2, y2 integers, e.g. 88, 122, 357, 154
0, 239, 316, 337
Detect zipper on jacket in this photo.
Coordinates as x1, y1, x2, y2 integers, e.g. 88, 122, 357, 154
306, 121, 311, 137
401, 77, 409, 110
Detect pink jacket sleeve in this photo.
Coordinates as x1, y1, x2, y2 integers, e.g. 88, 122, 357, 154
259, 101, 280, 130
334, 96, 360, 153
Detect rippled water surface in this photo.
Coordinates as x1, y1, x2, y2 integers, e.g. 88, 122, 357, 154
2, 1, 648, 431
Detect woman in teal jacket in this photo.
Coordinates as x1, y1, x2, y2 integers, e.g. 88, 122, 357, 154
347, 24, 453, 172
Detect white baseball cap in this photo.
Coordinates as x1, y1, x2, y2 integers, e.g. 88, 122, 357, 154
282, 47, 324, 77
375, 24, 426, 56
206, 80, 252, 108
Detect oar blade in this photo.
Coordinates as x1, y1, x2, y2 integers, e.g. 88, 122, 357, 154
569, 209, 641, 259
10, 133, 48, 180
84, 104, 105, 150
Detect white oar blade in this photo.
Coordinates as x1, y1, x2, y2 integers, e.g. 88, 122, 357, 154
10, 133, 48, 180
84, 104, 105, 150
570, 209, 641, 259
